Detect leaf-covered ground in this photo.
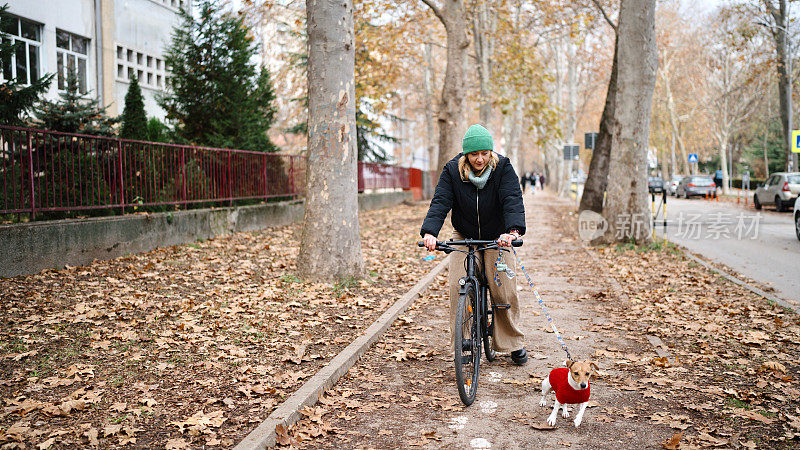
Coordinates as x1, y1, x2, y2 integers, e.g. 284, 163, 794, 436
0, 202, 451, 449
276, 193, 800, 449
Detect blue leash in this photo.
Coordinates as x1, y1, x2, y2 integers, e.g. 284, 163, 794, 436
494, 248, 574, 362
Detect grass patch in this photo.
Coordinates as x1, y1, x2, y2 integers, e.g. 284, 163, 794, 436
614, 239, 677, 254
332, 276, 357, 297
280, 273, 301, 284
726, 397, 750, 409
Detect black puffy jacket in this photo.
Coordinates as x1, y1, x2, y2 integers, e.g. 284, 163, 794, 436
420, 153, 526, 240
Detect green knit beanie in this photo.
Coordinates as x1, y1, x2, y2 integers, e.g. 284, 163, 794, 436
462, 124, 494, 154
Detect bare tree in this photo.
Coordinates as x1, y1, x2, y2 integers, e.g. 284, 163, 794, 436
760, 0, 800, 171
423, 40, 438, 171
702, 14, 764, 195
735, 0, 800, 171
297, 0, 363, 281
580, 0, 618, 213
472, 0, 497, 126
602, 0, 657, 244
420, 0, 471, 172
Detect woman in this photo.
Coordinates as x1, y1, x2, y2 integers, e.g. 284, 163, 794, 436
420, 124, 528, 365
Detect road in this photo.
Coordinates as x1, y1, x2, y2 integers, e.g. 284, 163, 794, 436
654, 195, 799, 305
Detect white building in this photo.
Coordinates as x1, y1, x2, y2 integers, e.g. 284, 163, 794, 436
2, 0, 189, 120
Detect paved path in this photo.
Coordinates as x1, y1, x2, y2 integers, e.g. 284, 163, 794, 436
292, 192, 679, 449
654, 195, 799, 305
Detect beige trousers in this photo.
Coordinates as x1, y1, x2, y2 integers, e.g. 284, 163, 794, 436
448, 231, 525, 352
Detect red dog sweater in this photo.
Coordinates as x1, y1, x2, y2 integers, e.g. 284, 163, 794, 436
549, 367, 590, 404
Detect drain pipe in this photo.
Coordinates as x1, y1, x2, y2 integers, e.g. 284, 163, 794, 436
94, 0, 104, 106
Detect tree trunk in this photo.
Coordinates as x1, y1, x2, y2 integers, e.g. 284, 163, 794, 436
764, 94, 771, 176
504, 97, 524, 169
602, 0, 657, 244
423, 41, 437, 171
768, 0, 795, 171
297, 0, 363, 281
663, 62, 688, 176
422, 0, 470, 173
473, 0, 495, 126
718, 129, 730, 195
580, 38, 618, 213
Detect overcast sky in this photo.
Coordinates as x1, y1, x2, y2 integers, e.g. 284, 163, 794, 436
679, 0, 725, 13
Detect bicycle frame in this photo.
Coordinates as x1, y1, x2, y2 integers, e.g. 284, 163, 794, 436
417, 237, 522, 405
457, 243, 492, 339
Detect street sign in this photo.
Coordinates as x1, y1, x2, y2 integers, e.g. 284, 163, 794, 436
584, 132, 598, 150
647, 147, 657, 169
792, 130, 800, 153
688, 153, 698, 163
563, 145, 579, 160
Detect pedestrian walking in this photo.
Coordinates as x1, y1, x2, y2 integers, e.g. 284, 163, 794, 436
714, 168, 723, 189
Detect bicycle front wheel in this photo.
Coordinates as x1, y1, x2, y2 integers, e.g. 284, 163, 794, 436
454, 284, 481, 406
483, 293, 497, 362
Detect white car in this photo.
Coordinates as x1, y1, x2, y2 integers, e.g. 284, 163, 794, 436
754, 172, 800, 212
667, 175, 685, 196
795, 194, 800, 241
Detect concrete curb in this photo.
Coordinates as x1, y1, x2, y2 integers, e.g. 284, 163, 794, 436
234, 255, 450, 450
680, 250, 798, 314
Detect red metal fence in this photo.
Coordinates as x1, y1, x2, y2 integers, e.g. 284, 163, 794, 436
358, 162, 411, 191
0, 125, 420, 220
0, 125, 305, 219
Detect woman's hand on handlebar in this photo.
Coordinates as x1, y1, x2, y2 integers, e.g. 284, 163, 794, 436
497, 232, 519, 248
423, 234, 438, 251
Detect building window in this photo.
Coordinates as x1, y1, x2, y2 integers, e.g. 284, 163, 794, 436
150, 0, 187, 10
56, 29, 89, 94
114, 43, 169, 92
0, 15, 42, 86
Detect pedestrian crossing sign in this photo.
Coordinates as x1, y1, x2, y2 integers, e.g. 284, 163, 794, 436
793, 130, 800, 153
688, 153, 698, 163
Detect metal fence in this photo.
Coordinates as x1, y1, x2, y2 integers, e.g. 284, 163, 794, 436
358, 162, 411, 191
0, 125, 305, 219
0, 125, 419, 220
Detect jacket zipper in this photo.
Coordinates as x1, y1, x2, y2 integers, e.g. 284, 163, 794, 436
476, 188, 481, 239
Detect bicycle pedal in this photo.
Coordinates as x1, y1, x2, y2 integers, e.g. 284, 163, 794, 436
494, 304, 511, 310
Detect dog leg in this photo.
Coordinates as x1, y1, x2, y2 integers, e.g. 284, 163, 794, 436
573, 402, 588, 427
547, 400, 561, 426
561, 402, 570, 418
539, 378, 551, 407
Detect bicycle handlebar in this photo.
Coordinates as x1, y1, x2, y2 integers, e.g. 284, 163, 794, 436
417, 238, 523, 249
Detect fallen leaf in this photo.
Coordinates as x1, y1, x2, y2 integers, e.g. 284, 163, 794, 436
661, 432, 682, 449
85, 427, 99, 447
37, 437, 56, 449
165, 438, 190, 449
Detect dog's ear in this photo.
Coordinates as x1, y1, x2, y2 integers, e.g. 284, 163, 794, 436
590, 362, 599, 374
566, 360, 575, 369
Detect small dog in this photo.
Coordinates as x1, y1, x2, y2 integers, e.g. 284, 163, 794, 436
539, 360, 598, 427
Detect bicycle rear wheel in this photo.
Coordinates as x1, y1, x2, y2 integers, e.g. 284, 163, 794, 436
454, 284, 481, 406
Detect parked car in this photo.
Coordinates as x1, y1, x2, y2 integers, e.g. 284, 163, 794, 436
754, 172, 800, 212
667, 175, 685, 196
648, 176, 664, 193
676, 176, 716, 199
794, 194, 800, 241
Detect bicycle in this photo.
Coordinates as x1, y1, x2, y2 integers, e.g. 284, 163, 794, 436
417, 237, 523, 405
